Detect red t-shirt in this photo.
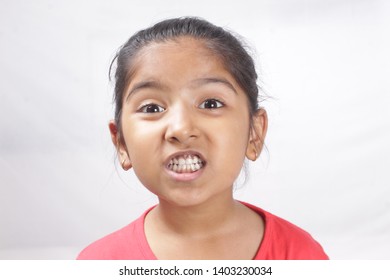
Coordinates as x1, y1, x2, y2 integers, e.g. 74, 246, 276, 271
77, 202, 328, 260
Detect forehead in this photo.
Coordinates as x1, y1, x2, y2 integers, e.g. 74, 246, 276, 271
130, 37, 230, 80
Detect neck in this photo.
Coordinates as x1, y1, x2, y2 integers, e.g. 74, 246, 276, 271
153, 194, 240, 237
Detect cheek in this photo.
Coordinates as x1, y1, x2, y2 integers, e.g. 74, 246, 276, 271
227, 112, 250, 147
123, 124, 161, 191
212, 115, 250, 168
121, 120, 162, 162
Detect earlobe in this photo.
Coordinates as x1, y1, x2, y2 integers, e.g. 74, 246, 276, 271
120, 158, 132, 171
108, 120, 132, 170
246, 109, 268, 161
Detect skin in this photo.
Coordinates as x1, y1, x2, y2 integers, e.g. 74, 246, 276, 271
109, 37, 268, 259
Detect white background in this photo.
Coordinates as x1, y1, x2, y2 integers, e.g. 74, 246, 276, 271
1, 0, 389, 259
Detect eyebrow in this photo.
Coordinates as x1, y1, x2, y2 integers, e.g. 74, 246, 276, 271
125, 80, 166, 102
125, 76, 238, 102
191, 77, 238, 95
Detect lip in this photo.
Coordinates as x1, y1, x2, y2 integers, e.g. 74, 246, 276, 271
164, 150, 206, 182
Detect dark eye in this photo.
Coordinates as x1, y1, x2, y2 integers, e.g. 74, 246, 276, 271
139, 104, 165, 113
199, 99, 224, 109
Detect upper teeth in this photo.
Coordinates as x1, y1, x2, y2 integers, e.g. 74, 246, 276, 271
168, 155, 203, 173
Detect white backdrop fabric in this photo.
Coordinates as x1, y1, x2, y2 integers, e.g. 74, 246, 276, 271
1, 0, 389, 259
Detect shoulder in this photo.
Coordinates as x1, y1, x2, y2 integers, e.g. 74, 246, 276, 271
242, 202, 329, 260
77, 220, 138, 260
77, 208, 156, 260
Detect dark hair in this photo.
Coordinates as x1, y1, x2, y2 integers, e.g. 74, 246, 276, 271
110, 17, 262, 135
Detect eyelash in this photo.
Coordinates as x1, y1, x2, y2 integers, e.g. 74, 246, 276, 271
137, 103, 165, 113
137, 98, 225, 114
199, 98, 225, 109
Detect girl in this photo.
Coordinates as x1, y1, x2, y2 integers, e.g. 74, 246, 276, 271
78, 17, 328, 260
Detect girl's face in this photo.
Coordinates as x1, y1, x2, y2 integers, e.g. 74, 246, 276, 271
110, 37, 267, 207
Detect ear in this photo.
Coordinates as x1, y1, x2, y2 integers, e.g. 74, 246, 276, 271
109, 120, 132, 170
246, 109, 268, 161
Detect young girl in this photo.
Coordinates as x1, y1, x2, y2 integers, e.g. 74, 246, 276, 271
78, 17, 328, 260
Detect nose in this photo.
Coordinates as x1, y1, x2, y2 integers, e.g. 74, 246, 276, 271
164, 102, 199, 145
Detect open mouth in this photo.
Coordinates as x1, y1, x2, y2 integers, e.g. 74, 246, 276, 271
167, 153, 204, 173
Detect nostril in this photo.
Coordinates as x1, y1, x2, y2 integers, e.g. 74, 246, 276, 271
166, 132, 198, 144
168, 136, 180, 143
